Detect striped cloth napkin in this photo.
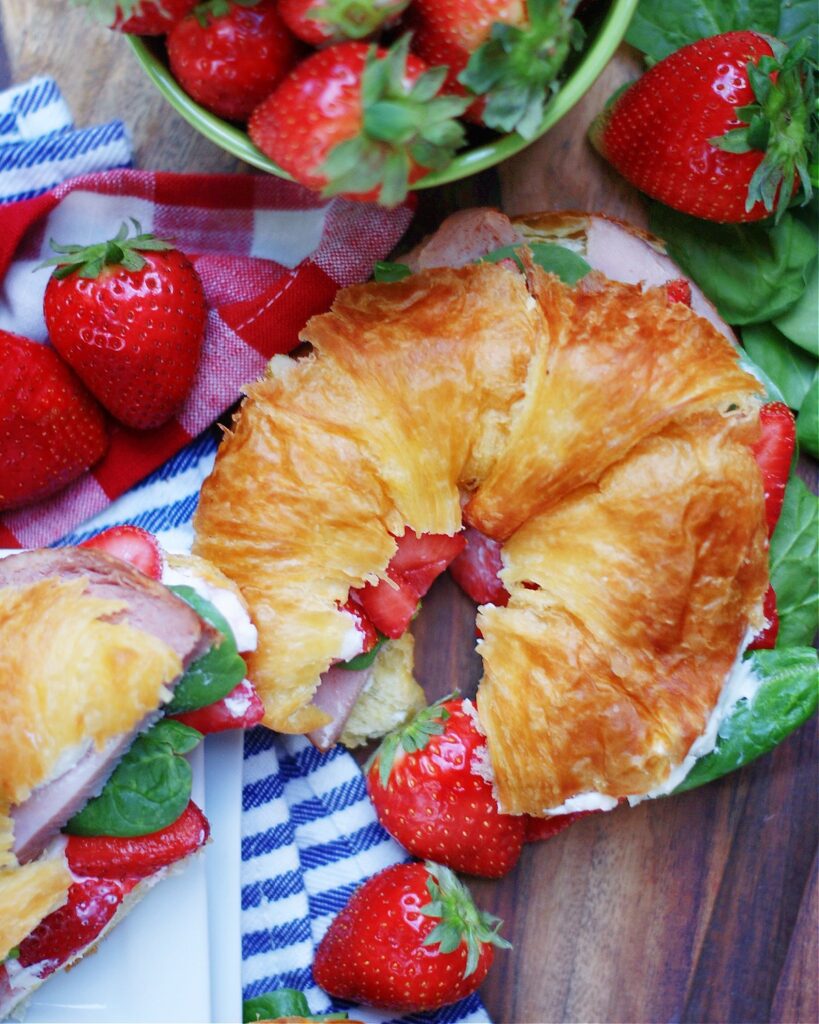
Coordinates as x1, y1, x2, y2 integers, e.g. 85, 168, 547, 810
3, 77, 491, 1022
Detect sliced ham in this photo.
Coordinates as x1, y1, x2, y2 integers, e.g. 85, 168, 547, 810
307, 664, 375, 752
1, 547, 217, 863
404, 208, 521, 271
582, 215, 736, 342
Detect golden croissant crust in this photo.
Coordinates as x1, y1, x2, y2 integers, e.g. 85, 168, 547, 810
193, 260, 767, 808
0, 578, 182, 813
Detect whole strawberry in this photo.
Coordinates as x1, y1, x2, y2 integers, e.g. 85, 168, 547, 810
71, 0, 198, 34
42, 220, 206, 430
367, 696, 524, 877
278, 0, 409, 47
411, 0, 582, 137
167, 0, 300, 122
0, 330, 108, 511
313, 861, 509, 1011
590, 32, 816, 222
249, 35, 470, 205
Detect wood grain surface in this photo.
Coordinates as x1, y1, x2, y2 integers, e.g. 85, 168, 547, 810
1, 4, 816, 1021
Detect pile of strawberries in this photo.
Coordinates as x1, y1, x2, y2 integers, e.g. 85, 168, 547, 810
0, 223, 206, 512
78, 0, 583, 204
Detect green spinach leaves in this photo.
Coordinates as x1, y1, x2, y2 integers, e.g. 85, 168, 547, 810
65, 719, 202, 837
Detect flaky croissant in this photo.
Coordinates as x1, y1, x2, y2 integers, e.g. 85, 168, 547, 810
193, 236, 767, 813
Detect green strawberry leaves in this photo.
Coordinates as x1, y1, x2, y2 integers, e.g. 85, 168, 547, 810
421, 862, 510, 977
321, 34, 470, 206
243, 989, 348, 1022
41, 219, 174, 280
371, 694, 455, 787
710, 38, 817, 220
307, 0, 409, 40
460, 0, 583, 140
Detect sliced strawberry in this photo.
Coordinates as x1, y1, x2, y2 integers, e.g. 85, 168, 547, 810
170, 680, 265, 734
748, 584, 779, 650
16, 876, 138, 977
448, 526, 509, 606
666, 278, 692, 306
65, 801, 210, 880
80, 525, 162, 579
751, 403, 796, 536
524, 811, 595, 843
389, 530, 466, 597
353, 568, 419, 639
340, 597, 378, 654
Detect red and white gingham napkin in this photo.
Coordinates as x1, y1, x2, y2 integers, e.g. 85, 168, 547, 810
0, 169, 412, 548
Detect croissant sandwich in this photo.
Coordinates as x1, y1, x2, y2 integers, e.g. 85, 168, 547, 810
193, 207, 775, 816
0, 536, 260, 1018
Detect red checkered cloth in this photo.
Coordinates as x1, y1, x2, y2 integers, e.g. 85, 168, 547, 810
0, 169, 412, 548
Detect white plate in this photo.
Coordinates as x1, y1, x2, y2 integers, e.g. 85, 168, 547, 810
21, 734, 244, 1024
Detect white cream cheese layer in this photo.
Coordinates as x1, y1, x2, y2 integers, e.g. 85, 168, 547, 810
161, 564, 258, 654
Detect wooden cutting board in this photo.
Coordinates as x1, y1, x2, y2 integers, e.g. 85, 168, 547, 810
1, 4, 816, 1020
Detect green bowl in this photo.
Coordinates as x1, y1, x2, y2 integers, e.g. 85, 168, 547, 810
128, 0, 638, 189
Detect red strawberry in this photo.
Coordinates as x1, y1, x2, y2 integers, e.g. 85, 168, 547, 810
167, 0, 300, 122
278, 0, 409, 46
313, 860, 509, 1011
411, 0, 582, 136
388, 529, 466, 597
354, 567, 419, 639
448, 526, 509, 605
524, 809, 594, 842
752, 402, 796, 535
249, 36, 469, 205
73, 0, 198, 34
65, 800, 209, 879
340, 597, 379, 655
42, 220, 207, 430
590, 33, 814, 222
367, 697, 525, 877
80, 525, 163, 579
666, 278, 692, 306
748, 583, 779, 650
170, 677, 265, 733
16, 877, 138, 978
0, 330, 108, 511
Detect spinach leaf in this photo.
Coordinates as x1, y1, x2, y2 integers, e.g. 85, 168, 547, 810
649, 204, 816, 325
165, 586, 247, 715
741, 322, 817, 409
243, 990, 347, 1022
483, 241, 591, 284
769, 475, 819, 646
773, 258, 819, 355
65, 719, 201, 837
796, 369, 819, 458
738, 347, 788, 403
625, 0, 780, 63
675, 647, 818, 792
777, 0, 819, 57
341, 635, 386, 671
373, 260, 412, 282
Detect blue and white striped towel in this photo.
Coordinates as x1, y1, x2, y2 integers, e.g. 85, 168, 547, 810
6, 77, 491, 1022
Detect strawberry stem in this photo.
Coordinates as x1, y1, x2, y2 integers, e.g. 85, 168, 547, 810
319, 34, 470, 205
306, 0, 409, 40
459, 0, 583, 139
369, 692, 457, 787
420, 862, 511, 977
710, 37, 817, 220
40, 220, 174, 280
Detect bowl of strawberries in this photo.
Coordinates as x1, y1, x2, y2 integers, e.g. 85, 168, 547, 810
103, 0, 638, 204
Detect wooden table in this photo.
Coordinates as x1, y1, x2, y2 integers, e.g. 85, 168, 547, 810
1, 3, 816, 1021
